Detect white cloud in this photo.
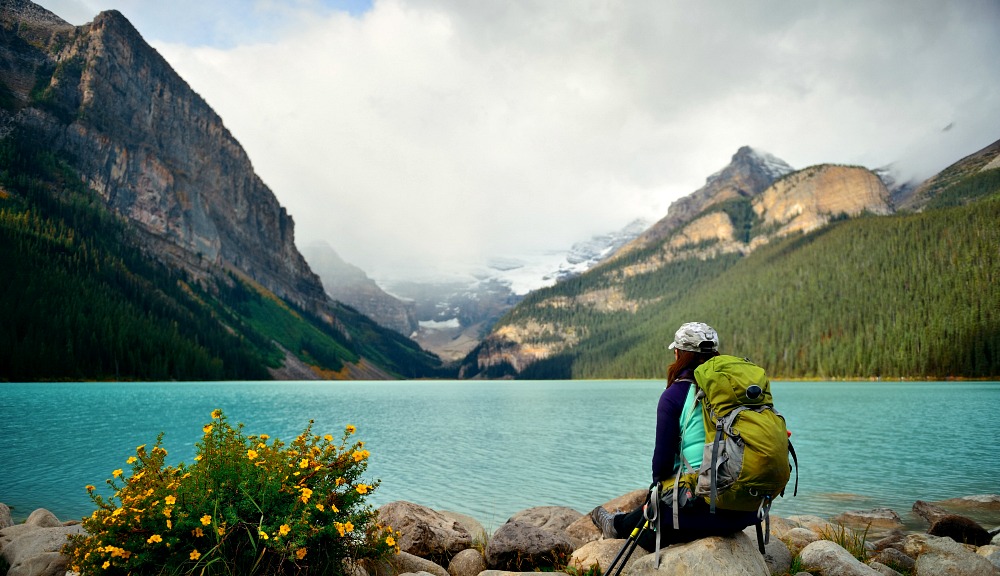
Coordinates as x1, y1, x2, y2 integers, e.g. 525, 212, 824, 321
33, 0, 1000, 280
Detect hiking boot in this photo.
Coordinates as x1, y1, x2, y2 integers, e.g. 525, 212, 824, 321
589, 506, 618, 539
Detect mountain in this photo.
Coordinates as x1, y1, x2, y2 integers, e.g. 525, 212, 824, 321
301, 240, 418, 337
899, 137, 1000, 211
0, 1, 446, 380
459, 142, 998, 380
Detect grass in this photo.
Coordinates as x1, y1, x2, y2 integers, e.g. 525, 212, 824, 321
818, 522, 871, 562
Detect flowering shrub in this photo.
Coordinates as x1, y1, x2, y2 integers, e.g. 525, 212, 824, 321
65, 410, 399, 575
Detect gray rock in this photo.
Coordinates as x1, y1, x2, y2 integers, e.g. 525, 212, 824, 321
871, 547, 915, 573
768, 516, 803, 540
928, 514, 992, 546
978, 545, 1000, 570
831, 508, 903, 530
912, 500, 951, 525
508, 506, 582, 534
867, 561, 902, 576
782, 527, 820, 558
903, 533, 1000, 576
373, 551, 448, 576
799, 540, 881, 576
485, 520, 575, 571
934, 494, 1000, 512
566, 489, 647, 544
377, 501, 472, 560
439, 510, 487, 542
627, 531, 769, 576
785, 514, 836, 535
0, 521, 84, 576
0, 504, 12, 530
870, 530, 906, 553
742, 525, 791, 575
568, 539, 640, 574
447, 548, 486, 576
479, 572, 569, 576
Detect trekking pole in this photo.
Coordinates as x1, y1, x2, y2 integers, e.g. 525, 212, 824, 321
601, 483, 656, 576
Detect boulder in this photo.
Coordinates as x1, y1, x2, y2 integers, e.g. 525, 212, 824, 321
373, 551, 449, 576
768, 516, 803, 540
479, 572, 569, 576
799, 540, 881, 576
927, 514, 992, 546
870, 530, 906, 553
903, 533, 1000, 576
568, 539, 640, 574
484, 520, 575, 571
0, 510, 84, 576
508, 506, 582, 534
438, 510, 487, 542
782, 527, 820, 557
935, 494, 1000, 512
912, 500, 951, 525
871, 547, 915, 573
0, 504, 12, 530
627, 531, 769, 576
742, 526, 791, 575
831, 508, 903, 530
377, 501, 472, 560
566, 489, 646, 544
447, 548, 486, 576
785, 514, 836, 535
977, 545, 1000, 571
867, 561, 903, 576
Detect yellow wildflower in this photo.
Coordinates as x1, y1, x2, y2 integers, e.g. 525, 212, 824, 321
279, 524, 291, 536
335, 522, 346, 537
299, 458, 309, 469
194, 455, 202, 461
165, 495, 176, 505
335, 477, 346, 486
352, 452, 364, 462
247, 449, 258, 460
345, 521, 354, 533
316, 504, 325, 512
203, 424, 213, 434
126, 456, 137, 464
112, 469, 123, 478
218, 526, 225, 536
346, 424, 356, 434
166, 519, 172, 529
324, 434, 333, 442
259, 529, 269, 540
296, 547, 307, 560
147, 534, 163, 544
163, 508, 172, 518
190, 550, 201, 561
200, 515, 212, 526
260, 434, 269, 440
85, 485, 95, 492
211, 409, 222, 418
102, 561, 110, 569
386, 535, 396, 547
192, 527, 204, 537
300, 487, 313, 503
356, 484, 369, 495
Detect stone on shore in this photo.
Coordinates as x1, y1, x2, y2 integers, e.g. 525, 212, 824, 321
799, 540, 881, 576
871, 547, 915, 573
742, 525, 792, 575
831, 507, 904, 530
373, 550, 448, 576
782, 526, 821, 557
0, 509, 84, 576
979, 544, 1000, 570
485, 520, 575, 571
507, 506, 582, 534
904, 533, 1000, 576
935, 495, 1000, 511
0, 504, 13, 530
568, 538, 640, 574
446, 548, 486, 576
627, 531, 769, 576
439, 510, 487, 543
377, 501, 472, 560
913, 500, 951, 524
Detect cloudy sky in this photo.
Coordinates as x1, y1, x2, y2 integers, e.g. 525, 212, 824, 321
37, 0, 1000, 280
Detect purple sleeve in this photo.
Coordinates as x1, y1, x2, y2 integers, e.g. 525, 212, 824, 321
651, 379, 692, 482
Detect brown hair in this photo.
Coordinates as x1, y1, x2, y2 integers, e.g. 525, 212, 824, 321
667, 349, 720, 387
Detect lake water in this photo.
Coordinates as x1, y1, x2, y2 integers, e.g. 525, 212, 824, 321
1, 380, 998, 532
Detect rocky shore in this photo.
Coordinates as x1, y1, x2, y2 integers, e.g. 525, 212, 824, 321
2, 493, 999, 576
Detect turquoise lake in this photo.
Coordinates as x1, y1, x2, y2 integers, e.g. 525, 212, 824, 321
1, 380, 998, 531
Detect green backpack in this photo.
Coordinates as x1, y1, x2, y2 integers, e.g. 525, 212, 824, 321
664, 355, 798, 554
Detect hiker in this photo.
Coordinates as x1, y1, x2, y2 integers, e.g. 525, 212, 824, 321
589, 321, 762, 551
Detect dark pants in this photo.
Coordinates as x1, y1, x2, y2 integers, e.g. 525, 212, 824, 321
613, 499, 760, 552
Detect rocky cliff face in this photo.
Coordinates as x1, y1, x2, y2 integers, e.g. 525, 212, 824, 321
1, 3, 326, 311
471, 154, 892, 376
301, 241, 418, 337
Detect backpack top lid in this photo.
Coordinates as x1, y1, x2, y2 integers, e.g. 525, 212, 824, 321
693, 355, 773, 416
